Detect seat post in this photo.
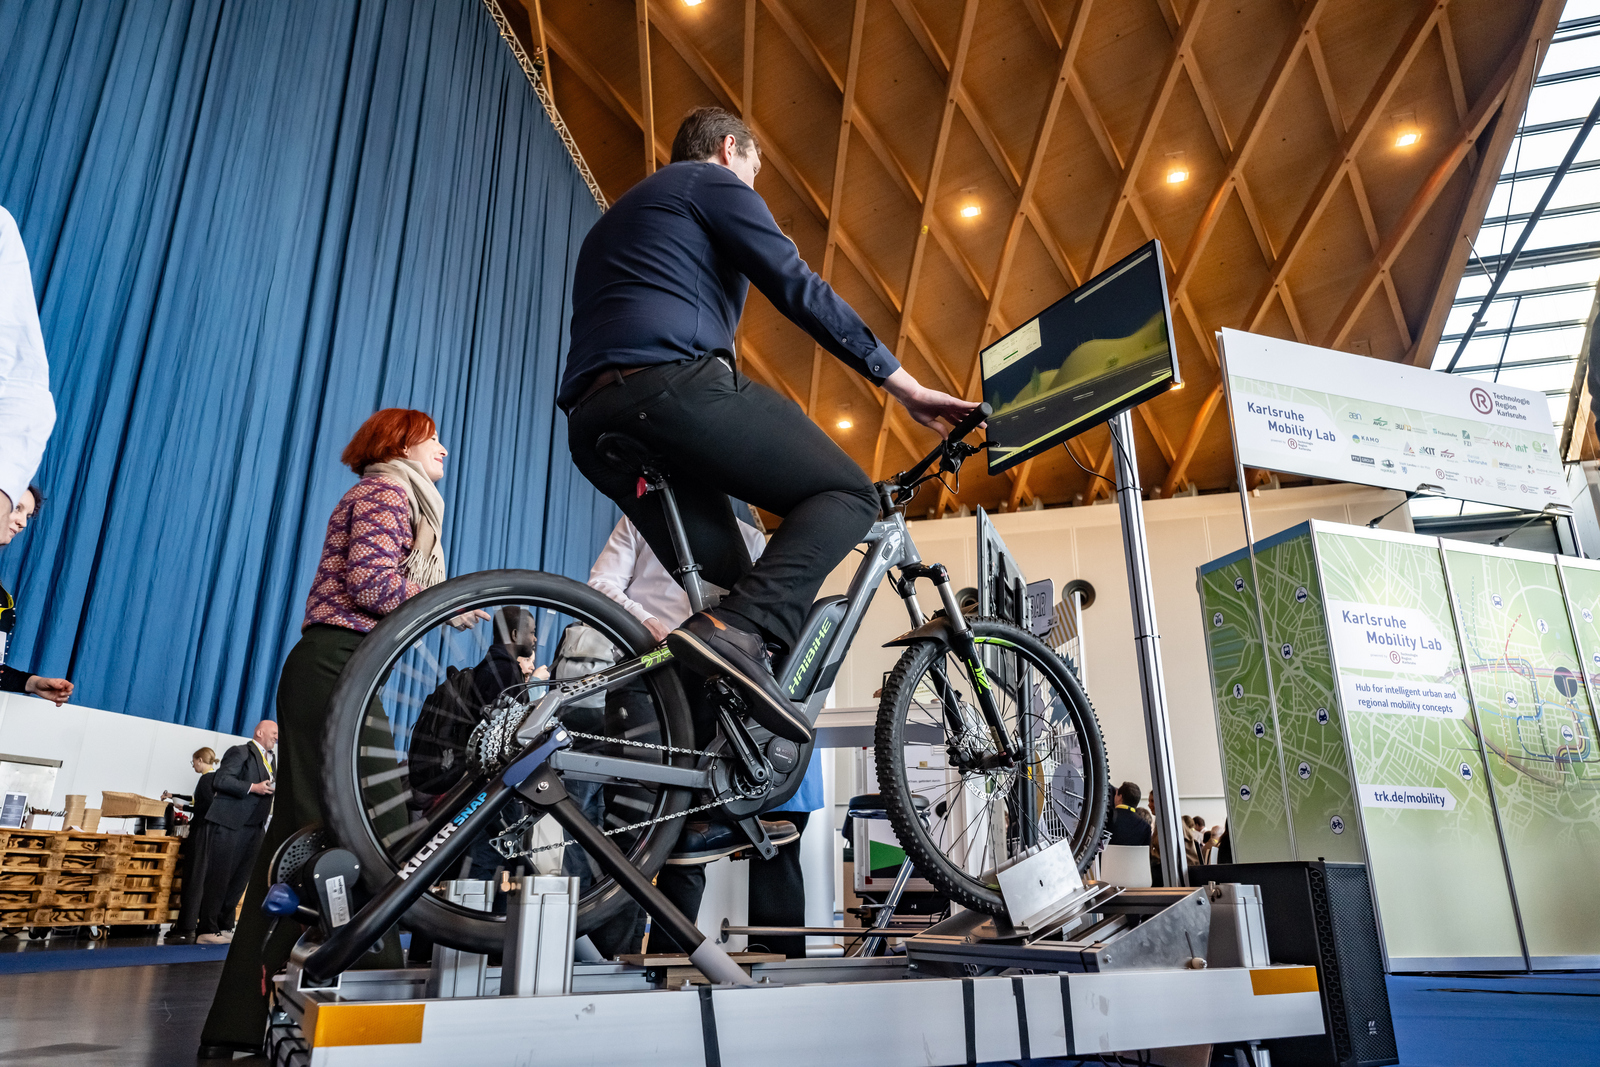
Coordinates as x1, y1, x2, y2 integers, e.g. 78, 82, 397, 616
647, 470, 711, 614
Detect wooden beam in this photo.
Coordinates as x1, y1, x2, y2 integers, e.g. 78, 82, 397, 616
740, 338, 806, 408
742, 0, 755, 125
962, 0, 1096, 400
1138, 404, 1178, 465
1161, 383, 1224, 498
1322, 36, 1529, 351
1087, 0, 1213, 276
545, 21, 657, 138
1009, 458, 1038, 509
1170, 0, 1328, 301
872, 0, 982, 481
637, 0, 655, 177
1082, 437, 1116, 504
1241, 1, 1445, 332
883, 0, 1080, 295
810, 0, 869, 417
759, 0, 1000, 316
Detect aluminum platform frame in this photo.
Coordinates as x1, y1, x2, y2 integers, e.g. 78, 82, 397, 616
265, 954, 1323, 1066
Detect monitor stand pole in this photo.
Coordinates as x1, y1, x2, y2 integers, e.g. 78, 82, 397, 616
1107, 409, 1186, 889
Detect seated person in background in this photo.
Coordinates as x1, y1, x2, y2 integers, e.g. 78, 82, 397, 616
1106, 781, 1151, 846
0, 486, 72, 705
586, 508, 799, 957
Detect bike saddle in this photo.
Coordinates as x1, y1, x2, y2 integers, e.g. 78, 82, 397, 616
596, 431, 663, 476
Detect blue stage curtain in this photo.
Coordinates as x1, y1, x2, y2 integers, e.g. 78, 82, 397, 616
0, 0, 613, 732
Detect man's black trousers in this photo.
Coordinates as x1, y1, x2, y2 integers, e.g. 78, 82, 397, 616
197, 822, 262, 934
568, 357, 879, 653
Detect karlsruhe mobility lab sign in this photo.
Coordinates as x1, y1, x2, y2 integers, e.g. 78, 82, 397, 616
1218, 328, 1562, 511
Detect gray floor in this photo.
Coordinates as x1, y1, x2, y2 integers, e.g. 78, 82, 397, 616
0, 962, 266, 1065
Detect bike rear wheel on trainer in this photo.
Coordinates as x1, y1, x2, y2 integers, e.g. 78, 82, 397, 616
319, 569, 695, 955
874, 617, 1110, 915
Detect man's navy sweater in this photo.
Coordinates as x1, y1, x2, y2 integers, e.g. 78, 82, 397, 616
559, 161, 900, 410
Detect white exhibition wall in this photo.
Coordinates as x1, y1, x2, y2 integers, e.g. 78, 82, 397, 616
0, 692, 249, 830
818, 482, 1413, 833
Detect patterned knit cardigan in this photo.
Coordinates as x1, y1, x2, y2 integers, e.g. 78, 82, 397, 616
303, 475, 423, 633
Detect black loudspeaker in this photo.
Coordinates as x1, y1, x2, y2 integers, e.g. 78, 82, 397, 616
1193, 861, 1397, 1067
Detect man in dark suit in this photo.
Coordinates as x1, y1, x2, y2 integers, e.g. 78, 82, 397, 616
196, 721, 277, 944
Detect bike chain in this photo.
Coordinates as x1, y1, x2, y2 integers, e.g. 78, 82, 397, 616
490, 729, 729, 862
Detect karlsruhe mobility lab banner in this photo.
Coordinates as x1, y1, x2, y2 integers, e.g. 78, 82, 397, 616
1218, 328, 1562, 511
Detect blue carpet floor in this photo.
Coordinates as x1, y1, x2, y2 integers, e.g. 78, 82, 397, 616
1387, 971, 1600, 1067
0, 941, 230, 973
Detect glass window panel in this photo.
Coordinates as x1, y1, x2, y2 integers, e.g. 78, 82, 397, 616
1514, 290, 1599, 323
1539, 38, 1600, 78
1525, 213, 1600, 248
1524, 80, 1598, 127
1559, 2, 1600, 23
1492, 361, 1578, 395
1507, 128, 1600, 172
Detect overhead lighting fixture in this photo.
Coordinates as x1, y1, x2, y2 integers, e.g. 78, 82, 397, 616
960, 204, 980, 218
684, 0, 704, 6
1392, 110, 1419, 148
1164, 152, 1189, 185
837, 403, 853, 430
1169, 380, 1185, 391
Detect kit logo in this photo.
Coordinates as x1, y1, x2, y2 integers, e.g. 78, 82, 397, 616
1418, 445, 1436, 457
1469, 387, 1493, 415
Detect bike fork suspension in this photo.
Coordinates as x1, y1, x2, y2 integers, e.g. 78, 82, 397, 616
903, 563, 1022, 764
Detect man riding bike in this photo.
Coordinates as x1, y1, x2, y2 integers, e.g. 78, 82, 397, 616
561, 107, 977, 739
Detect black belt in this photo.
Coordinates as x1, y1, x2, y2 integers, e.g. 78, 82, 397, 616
571, 365, 652, 409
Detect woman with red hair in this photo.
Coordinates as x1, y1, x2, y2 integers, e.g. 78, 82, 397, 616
198, 408, 478, 1058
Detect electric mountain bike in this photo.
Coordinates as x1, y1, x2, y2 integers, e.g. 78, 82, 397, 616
302, 403, 1110, 980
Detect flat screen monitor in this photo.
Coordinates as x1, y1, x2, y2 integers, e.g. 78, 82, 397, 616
982, 239, 1179, 475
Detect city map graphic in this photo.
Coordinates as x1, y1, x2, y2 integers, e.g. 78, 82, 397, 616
1255, 534, 1362, 862
1442, 546, 1600, 960
1199, 556, 1293, 862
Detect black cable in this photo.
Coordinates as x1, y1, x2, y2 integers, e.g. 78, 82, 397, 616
1064, 440, 1115, 488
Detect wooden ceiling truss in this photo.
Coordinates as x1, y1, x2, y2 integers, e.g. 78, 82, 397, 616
529, 0, 1564, 513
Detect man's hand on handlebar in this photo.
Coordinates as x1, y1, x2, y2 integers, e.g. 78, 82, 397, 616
883, 369, 982, 438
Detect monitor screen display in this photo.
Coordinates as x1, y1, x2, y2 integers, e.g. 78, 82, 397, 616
982, 240, 1179, 475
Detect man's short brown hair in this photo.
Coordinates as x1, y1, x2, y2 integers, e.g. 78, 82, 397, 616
671, 107, 759, 164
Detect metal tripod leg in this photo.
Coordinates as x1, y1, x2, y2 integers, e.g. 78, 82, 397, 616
514, 763, 758, 987
859, 858, 915, 957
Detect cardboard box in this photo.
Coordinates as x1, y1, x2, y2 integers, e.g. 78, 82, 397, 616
100, 792, 167, 819
63, 795, 86, 829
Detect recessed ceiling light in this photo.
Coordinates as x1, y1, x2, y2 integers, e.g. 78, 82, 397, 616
837, 418, 853, 429
1166, 168, 1189, 184
1391, 110, 1419, 148
1163, 151, 1189, 185
960, 204, 981, 218
684, 0, 704, 6
1395, 131, 1420, 147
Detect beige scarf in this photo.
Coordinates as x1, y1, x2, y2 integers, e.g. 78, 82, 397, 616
364, 459, 447, 589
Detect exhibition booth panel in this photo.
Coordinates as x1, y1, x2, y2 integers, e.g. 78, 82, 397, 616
1199, 522, 1600, 971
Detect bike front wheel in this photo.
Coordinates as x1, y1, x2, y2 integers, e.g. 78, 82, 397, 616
874, 617, 1111, 914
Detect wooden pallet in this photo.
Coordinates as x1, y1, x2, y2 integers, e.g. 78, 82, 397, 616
0, 830, 184, 929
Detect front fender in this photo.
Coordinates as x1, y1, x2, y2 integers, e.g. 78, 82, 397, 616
883, 616, 956, 649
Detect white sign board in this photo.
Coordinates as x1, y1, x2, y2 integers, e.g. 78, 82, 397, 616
1220, 328, 1563, 511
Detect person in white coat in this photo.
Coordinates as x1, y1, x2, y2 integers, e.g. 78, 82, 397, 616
584, 503, 799, 956
0, 207, 56, 536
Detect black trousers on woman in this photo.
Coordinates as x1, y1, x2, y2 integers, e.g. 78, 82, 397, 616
199, 624, 403, 1052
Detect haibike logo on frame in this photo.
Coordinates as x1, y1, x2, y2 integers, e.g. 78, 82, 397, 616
398, 791, 488, 878
789, 618, 834, 693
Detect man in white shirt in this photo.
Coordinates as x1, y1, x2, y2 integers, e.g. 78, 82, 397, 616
0, 207, 56, 536
586, 503, 797, 954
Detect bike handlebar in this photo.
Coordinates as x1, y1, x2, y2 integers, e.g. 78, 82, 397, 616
894, 401, 992, 490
